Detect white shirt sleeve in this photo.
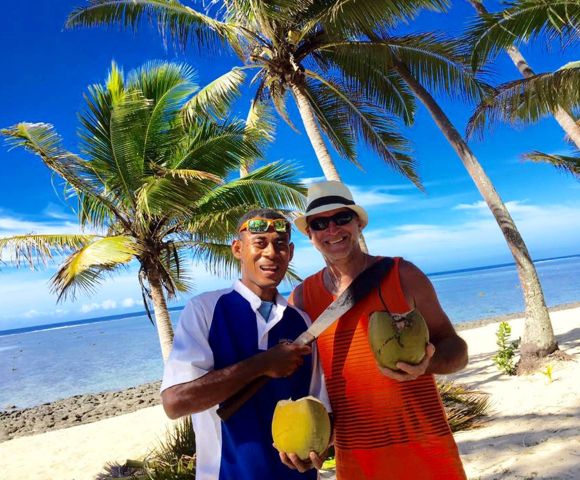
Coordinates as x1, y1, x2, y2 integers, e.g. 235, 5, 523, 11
160, 296, 215, 393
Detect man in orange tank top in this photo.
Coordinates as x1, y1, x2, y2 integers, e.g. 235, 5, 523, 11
285, 181, 469, 479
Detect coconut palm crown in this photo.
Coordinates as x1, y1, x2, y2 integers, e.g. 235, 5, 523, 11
66, 0, 471, 187
0, 62, 306, 360
465, 1, 580, 176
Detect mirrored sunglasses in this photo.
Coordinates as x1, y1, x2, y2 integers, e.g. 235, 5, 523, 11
239, 218, 290, 234
308, 210, 356, 231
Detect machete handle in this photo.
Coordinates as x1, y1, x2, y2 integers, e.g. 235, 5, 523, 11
217, 375, 270, 420
217, 334, 317, 420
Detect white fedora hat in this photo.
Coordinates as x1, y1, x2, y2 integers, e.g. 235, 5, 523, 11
294, 181, 368, 235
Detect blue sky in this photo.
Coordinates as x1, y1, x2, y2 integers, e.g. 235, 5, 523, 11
1, 1, 579, 330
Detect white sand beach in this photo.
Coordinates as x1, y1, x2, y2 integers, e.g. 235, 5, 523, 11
1, 307, 578, 480
449, 307, 580, 480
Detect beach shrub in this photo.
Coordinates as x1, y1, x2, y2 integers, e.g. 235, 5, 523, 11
493, 321, 520, 376
97, 416, 195, 479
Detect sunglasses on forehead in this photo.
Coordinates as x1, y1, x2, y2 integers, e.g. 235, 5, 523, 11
238, 218, 290, 234
308, 210, 356, 231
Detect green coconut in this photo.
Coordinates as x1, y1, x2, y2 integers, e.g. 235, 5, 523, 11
368, 309, 429, 370
271, 396, 331, 460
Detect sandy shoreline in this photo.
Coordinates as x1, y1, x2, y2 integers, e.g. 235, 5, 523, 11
1, 306, 578, 479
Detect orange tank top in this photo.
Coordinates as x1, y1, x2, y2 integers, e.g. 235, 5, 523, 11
302, 257, 466, 480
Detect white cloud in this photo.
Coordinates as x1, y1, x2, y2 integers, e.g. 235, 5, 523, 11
453, 200, 487, 211
79, 299, 117, 313
300, 176, 326, 185
42, 202, 76, 220
365, 201, 580, 271
121, 297, 136, 308
0, 215, 78, 235
101, 299, 117, 310
348, 186, 403, 207
453, 200, 534, 214
80, 303, 100, 313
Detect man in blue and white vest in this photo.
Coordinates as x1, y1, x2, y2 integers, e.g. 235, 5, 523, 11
161, 208, 327, 480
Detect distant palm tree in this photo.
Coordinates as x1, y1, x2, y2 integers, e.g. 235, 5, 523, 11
466, 0, 580, 150
65, 0, 454, 185
0, 62, 305, 361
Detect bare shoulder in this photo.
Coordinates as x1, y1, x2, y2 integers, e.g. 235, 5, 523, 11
398, 259, 433, 307
398, 259, 455, 340
289, 283, 305, 310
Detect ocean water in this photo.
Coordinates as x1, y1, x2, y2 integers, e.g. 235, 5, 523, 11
1, 255, 579, 410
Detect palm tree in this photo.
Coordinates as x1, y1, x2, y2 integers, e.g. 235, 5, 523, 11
0, 61, 306, 361
65, 1, 458, 256
65, 0, 456, 186
333, 31, 558, 361
466, 0, 580, 149
65, 1, 560, 361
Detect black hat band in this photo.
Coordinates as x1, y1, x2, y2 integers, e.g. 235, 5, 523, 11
306, 195, 355, 213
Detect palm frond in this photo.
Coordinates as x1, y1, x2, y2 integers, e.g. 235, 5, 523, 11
241, 98, 277, 174
467, 64, 580, 139
129, 62, 199, 167
300, 78, 357, 162
1, 123, 127, 228
66, 0, 234, 53
191, 240, 240, 278
305, 0, 449, 36
467, 0, 580, 69
268, 83, 299, 132
171, 204, 254, 242
194, 161, 306, 214
171, 119, 261, 174
383, 34, 489, 104
156, 242, 193, 297
305, 70, 420, 187
313, 48, 416, 126
182, 67, 246, 122
0, 234, 96, 269
51, 235, 140, 300
438, 380, 490, 432
245, 98, 276, 145
523, 150, 580, 177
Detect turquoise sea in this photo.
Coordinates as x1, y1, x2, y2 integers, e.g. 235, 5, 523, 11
1, 255, 579, 410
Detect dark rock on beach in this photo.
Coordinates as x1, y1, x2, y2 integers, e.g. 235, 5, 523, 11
0, 381, 161, 442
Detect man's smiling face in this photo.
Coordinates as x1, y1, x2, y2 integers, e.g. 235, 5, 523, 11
307, 207, 361, 261
232, 229, 293, 301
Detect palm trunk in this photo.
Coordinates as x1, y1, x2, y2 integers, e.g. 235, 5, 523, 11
290, 83, 369, 252
147, 271, 175, 362
468, 0, 580, 148
395, 60, 557, 360
290, 83, 342, 181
